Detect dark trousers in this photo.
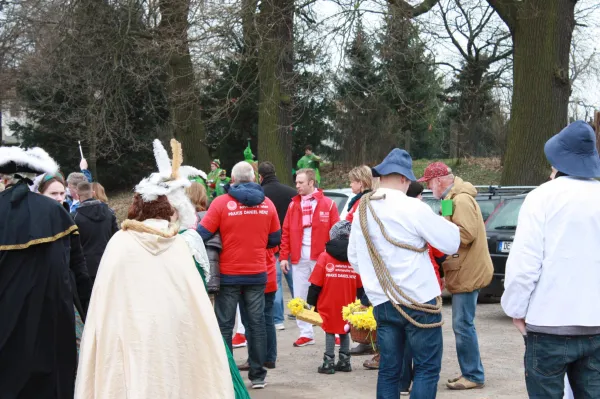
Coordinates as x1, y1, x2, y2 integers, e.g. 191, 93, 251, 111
215, 284, 267, 382
374, 300, 442, 399
525, 333, 600, 398
241, 291, 277, 363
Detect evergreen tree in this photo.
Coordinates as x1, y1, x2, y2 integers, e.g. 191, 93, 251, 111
376, 10, 444, 159
12, 3, 168, 190
333, 18, 388, 165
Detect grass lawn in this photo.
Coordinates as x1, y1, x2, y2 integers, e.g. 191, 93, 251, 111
321, 157, 502, 189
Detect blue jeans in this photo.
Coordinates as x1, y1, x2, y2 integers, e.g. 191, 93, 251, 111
374, 300, 443, 399
400, 338, 414, 391
273, 255, 294, 324
242, 292, 277, 363
215, 284, 267, 382
452, 290, 485, 384
525, 333, 600, 398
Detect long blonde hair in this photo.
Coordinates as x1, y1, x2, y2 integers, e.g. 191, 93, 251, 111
92, 182, 109, 203
349, 165, 374, 192
186, 182, 209, 212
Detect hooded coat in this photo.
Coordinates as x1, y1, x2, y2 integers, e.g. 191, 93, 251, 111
75, 219, 234, 398
442, 177, 493, 294
0, 183, 79, 398
72, 199, 119, 282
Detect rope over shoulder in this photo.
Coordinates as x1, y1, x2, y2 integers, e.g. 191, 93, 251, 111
358, 191, 443, 328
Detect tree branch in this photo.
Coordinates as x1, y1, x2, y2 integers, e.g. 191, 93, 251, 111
486, 0, 517, 31
387, 0, 441, 18
439, 1, 469, 60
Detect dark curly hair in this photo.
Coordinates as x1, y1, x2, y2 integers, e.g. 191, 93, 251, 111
127, 194, 174, 222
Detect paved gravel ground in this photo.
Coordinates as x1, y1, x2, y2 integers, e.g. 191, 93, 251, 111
233, 294, 528, 399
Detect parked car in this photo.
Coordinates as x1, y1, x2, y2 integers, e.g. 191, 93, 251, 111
323, 188, 353, 220
325, 185, 535, 302
479, 195, 526, 302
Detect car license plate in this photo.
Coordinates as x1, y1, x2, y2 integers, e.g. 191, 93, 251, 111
498, 241, 512, 253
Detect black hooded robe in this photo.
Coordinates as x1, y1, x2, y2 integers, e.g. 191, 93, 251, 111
0, 183, 78, 399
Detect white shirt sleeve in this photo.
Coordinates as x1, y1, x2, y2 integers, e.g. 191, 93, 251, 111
413, 202, 460, 255
501, 194, 544, 319
348, 215, 360, 273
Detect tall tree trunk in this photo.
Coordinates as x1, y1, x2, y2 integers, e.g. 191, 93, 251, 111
257, 0, 294, 186
159, 0, 209, 169
594, 111, 600, 154
500, 0, 575, 185
89, 130, 98, 179
404, 130, 411, 154
449, 120, 459, 159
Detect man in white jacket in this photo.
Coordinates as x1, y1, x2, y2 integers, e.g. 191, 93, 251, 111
501, 120, 600, 398
349, 148, 460, 399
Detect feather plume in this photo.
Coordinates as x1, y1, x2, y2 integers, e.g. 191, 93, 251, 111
0, 146, 59, 175
153, 139, 171, 176
179, 166, 207, 181
170, 139, 183, 179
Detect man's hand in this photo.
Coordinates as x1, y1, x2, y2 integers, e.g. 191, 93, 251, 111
513, 318, 527, 335
80, 158, 88, 170
280, 260, 290, 274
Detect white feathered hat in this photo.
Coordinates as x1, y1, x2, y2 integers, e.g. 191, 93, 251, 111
0, 146, 60, 176
135, 139, 207, 229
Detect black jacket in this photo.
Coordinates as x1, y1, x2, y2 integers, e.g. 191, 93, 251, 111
72, 199, 118, 281
261, 175, 297, 226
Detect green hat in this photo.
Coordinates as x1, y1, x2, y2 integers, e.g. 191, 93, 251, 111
211, 159, 221, 168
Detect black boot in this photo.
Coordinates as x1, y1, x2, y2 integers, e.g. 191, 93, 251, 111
335, 352, 352, 372
318, 354, 336, 375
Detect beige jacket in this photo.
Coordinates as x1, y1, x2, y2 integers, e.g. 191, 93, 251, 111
442, 177, 493, 294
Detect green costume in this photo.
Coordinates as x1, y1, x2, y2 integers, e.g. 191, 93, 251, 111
190, 176, 208, 190
297, 152, 321, 185
214, 171, 231, 197
207, 159, 223, 197
243, 141, 259, 183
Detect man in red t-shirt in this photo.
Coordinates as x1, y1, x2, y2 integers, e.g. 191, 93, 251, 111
280, 168, 340, 347
197, 161, 280, 389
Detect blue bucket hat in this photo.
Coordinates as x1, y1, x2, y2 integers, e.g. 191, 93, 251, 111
544, 121, 600, 179
371, 148, 416, 181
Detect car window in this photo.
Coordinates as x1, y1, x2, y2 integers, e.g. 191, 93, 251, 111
422, 198, 440, 214
485, 198, 525, 230
325, 193, 349, 214
478, 199, 501, 222
423, 197, 499, 221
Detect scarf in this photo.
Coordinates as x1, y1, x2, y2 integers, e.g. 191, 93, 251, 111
301, 194, 315, 228
347, 190, 371, 212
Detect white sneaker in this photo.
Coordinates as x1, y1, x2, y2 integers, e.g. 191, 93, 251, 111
275, 323, 285, 330
251, 380, 267, 389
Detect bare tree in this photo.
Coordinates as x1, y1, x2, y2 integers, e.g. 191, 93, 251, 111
427, 0, 511, 158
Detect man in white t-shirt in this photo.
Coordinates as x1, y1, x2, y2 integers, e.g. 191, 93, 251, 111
349, 149, 460, 399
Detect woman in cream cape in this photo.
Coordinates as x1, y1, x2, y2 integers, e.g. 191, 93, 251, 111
75, 140, 234, 399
